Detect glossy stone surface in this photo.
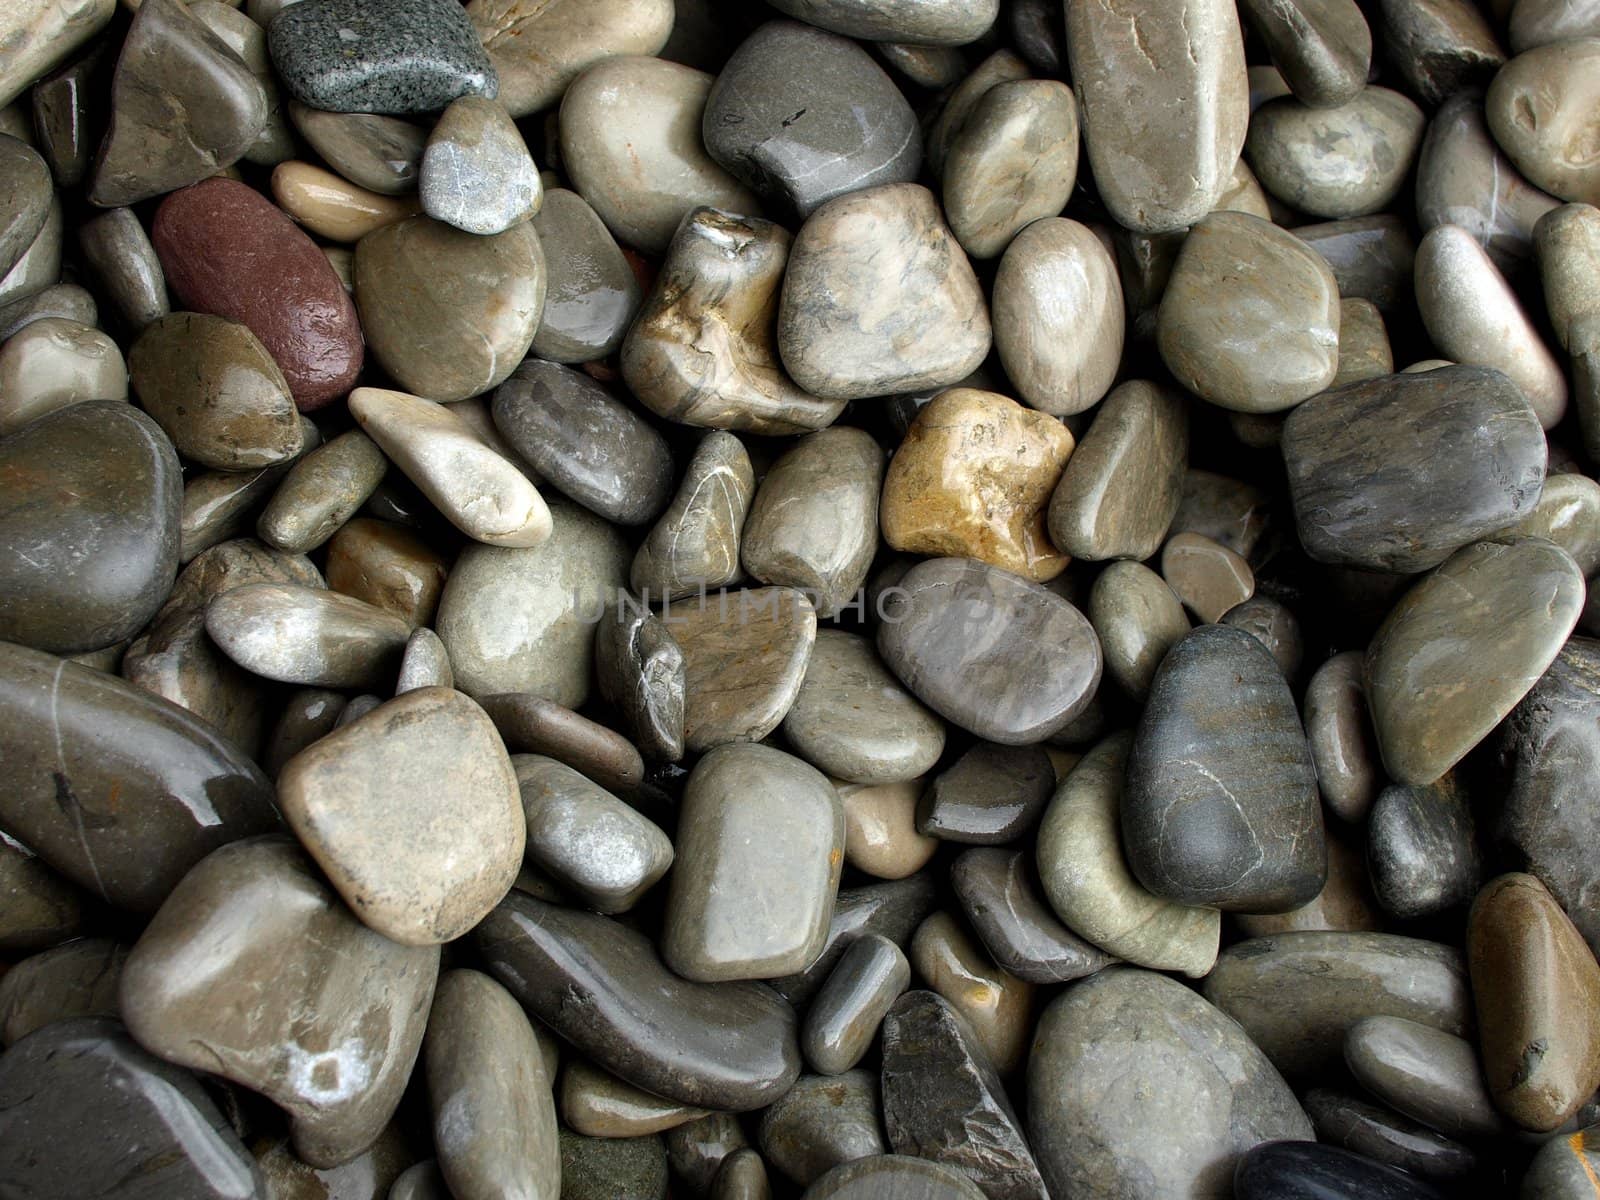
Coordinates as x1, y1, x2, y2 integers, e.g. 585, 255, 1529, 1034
1344, 1015, 1502, 1139
0, 839, 83, 955
1303, 1089, 1476, 1181
1486, 40, 1600, 207
593, 604, 685, 763
419, 95, 538, 236
666, 1114, 749, 1196
354, 216, 544, 403
1203, 932, 1473, 1080
287, 103, 424, 195
324, 518, 447, 629
883, 990, 1047, 1200
1088, 560, 1190, 700
1284, 365, 1545, 573
769, 875, 935, 1009
0, 938, 123, 1045
802, 933, 908, 1075
476, 891, 801, 1111
1029, 967, 1312, 1199
1239, 0, 1371, 108
121, 837, 439, 1167
1368, 775, 1481, 918
0, 134, 52, 279
881, 387, 1071, 583
758, 1071, 884, 1187
631, 432, 754, 600
1521, 1122, 1600, 1196
258, 430, 387, 556
919, 742, 1052, 845
0, 193, 60, 310
951, 848, 1115, 985
1233, 1141, 1448, 1200
267, 0, 496, 114
0, 0, 115, 112
777, 183, 990, 401
152, 177, 362, 410
482, 693, 643, 795
1364, 538, 1583, 785
271, 160, 422, 244
75, 207, 168, 333
908, 911, 1033, 1074
562, 1061, 707, 1139
764, 0, 996, 44
801, 1156, 986, 1200
530, 188, 640, 364
0, 316, 126, 435
0, 1016, 263, 1200
1305, 651, 1380, 822
837, 779, 936, 880
877, 558, 1101, 744
206, 582, 410, 688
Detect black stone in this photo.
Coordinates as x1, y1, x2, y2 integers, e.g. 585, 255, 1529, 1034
1234, 1140, 1450, 1200
949, 848, 1116, 984
917, 742, 1053, 844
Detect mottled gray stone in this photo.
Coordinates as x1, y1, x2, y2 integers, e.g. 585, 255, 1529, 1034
625, 432, 752, 599
951, 848, 1116, 984
1368, 775, 1481, 918
802, 933, 909, 1076
420, 95, 539, 236
531, 188, 640, 364
1344, 1015, 1503, 1139
559, 1132, 668, 1200
258, 430, 388, 556
758, 1071, 885, 1187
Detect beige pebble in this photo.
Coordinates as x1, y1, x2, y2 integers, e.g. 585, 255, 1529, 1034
1161, 532, 1255, 624
272, 161, 421, 243
0, 317, 126, 433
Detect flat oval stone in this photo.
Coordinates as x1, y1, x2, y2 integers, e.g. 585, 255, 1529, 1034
258, 430, 388, 555
1158, 210, 1341, 413
741, 427, 882, 617
768, 874, 935, 1008
993, 217, 1123, 417
0, 938, 123, 1046
1415, 223, 1568, 429
1088, 560, 1190, 700
1239, 0, 1371, 109
424, 969, 559, 1200
1247, 87, 1425, 219
783, 630, 943, 784
0, 316, 126, 435
593, 604, 685, 763
121, 836, 439, 1168
1203, 931, 1472, 1080
1048, 380, 1186, 561
206, 582, 411, 688
288, 102, 424, 195
1233, 1141, 1449, 1200
476, 891, 801, 1111
278, 687, 523, 945
919, 742, 1052, 845
483, 693, 645, 794
908, 911, 1033, 1073
704, 21, 920, 223
1029, 967, 1312, 1199
1124, 625, 1324, 911
89, 0, 267, 207
764, 0, 997, 44
1304, 1088, 1477, 1181
0, 1017, 263, 1200
0, 401, 179, 654
492, 360, 672, 527
75, 207, 169, 333
758, 1071, 884, 1187
436, 504, 629, 705
513, 754, 670, 913
561, 56, 760, 254
419, 95, 538, 236
1285, 365, 1546, 573
0, 134, 50, 278
667, 1114, 750, 1195
881, 989, 1047, 1200
152, 177, 362, 410
531, 188, 640, 364
777, 183, 990, 401
324, 517, 447, 629
665, 586, 818, 753
880, 388, 1072, 583
1344, 1015, 1502, 1139
837, 779, 936, 880
1486, 40, 1600, 206
1368, 775, 1481, 918
354, 216, 544, 403
267, 0, 496, 114
802, 933, 909, 1075
1364, 538, 1584, 786
664, 743, 842, 982
130, 312, 302, 470
943, 79, 1078, 260
631, 431, 755, 599
802, 1155, 986, 1200
562, 1061, 708, 1139
622, 208, 844, 435
1469, 872, 1600, 1131
1305, 650, 1381, 821
878, 557, 1101, 745
271, 160, 422, 244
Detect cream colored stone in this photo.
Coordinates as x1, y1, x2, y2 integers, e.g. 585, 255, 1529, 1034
0, 317, 126, 433
272, 161, 420, 244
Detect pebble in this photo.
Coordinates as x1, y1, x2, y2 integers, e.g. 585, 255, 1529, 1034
631, 431, 755, 599
742, 427, 882, 615
420, 95, 540, 236
0, 281, 96, 342
562, 1061, 708, 1139
423, 969, 559, 1200
1511, 0, 1600, 50
0, 1017, 263, 1199
1486, 39, 1600, 207
152, 176, 363, 410
992, 218, 1121, 417
466, 0, 673, 119
1344, 1015, 1503, 1139
758, 1071, 885, 1187
951, 847, 1116, 985
770, 874, 935, 1008
206, 581, 411, 688
1159, 210, 1341, 413
766, 0, 997, 44
1234, 829, 1382, 937
189, 0, 294, 167
925, 51, 1030, 176
1248, 87, 1425, 219
324, 517, 448, 629
1304, 651, 1382, 822
512, 754, 671, 913
1469, 872, 1600, 1131
476, 891, 801, 1111
880, 388, 1072, 582
436, 502, 628, 705
353, 216, 545, 403
777, 183, 990, 401
1239, 0, 1371, 108
0, 938, 123, 1046
0, 316, 126, 434
836, 779, 937, 879
560, 1131, 669, 1200
1087, 560, 1190, 700
253, 1122, 415, 1199
1029, 967, 1312, 1199
782, 630, 944, 784
1296, 213, 1417, 314
0, 194, 60, 309
0, 135, 51, 279
704, 21, 920, 223
561, 56, 761, 254
712, 1149, 771, 1200
1521, 1122, 1600, 1196
666, 586, 817, 752
75, 206, 169, 331
1368, 775, 1482, 918
390, 1162, 451, 1200
395, 626, 451, 692
163, 533, 324, 618
124, 601, 272, 757
129, 312, 302, 470
664, 743, 842, 982
1233, 1141, 1449, 1200
262, 687, 344, 777
1203, 931, 1473, 1080
802, 933, 909, 1075
271, 160, 421, 243
1378, 0, 1504, 107
0, 401, 179, 654
1161, 531, 1256, 623
802, 1155, 986, 1199
1303, 1089, 1477, 1181
919, 742, 1052, 844
1066, 0, 1247, 233
667, 1113, 750, 1196
0, 0, 115, 111
1332, 297, 1394, 385
593, 603, 686, 763
909, 910, 1034, 1074
1364, 537, 1583, 786
492, 359, 672, 527
0, 841, 83, 955
943, 80, 1079, 260
1286, 365, 1545, 573
267, 0, 496, 114
623, 208, 844, 434
89, 0, 267, 207
287, 102, 425, 195
120, 836, 439, 1167
258, 430, 388, 555
530, 188, 640, 363
483, 693, 645, 793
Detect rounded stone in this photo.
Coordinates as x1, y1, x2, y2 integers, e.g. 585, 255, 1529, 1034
0, 316, 126, 434
908, 911, 1034, 1074
1294, 214, 1417, 314
1304, 651, 1381, 822
836, 779, 937, 880
1486, 39, 1600, 206
1247, 87, 1425, 219
1238, 0, 1371, 109
758, 1071, 885, 1187
420, 95, 540, 236
763, 0, 997, 44
324, 517, 448, 629
530, 188, 640, 364
802, 933, 910, 1075
951, 847, 1117, 985
593, 603, 685, 763
74, 207, 170, 333
1376, 0, 1505, 108
1303, 1089, 1477, 1182
1161, 531, 1255, 623
270, 160, 422, 244
0, 134, 54, 279
0, 940, 124, 1046
918, 742, 1053, 845
801, 1155, 986, 1200
1233, 1141, 1450, 1200
1522, 1122, 1600, 1196
1087, 560, 1191, 700
1344, 1015, 1503, 1139
257, 430, 388, 556
204, 582, 411, 689
561, 1061, 708, 1139
630, 431, 755, 600
286, 102, 425, 195
1367, 775, 1481, 919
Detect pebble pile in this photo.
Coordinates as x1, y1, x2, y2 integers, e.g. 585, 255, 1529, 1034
1, 0, 1600, 1197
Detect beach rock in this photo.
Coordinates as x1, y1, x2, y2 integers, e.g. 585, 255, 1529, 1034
531, 188, 640, 364
419, 95, 539, 236
205, 582, 411, 689
1247, 87, 1425, 219
1486, 40, 1600, 206
802, 934, 909, 1075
